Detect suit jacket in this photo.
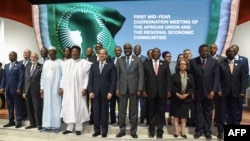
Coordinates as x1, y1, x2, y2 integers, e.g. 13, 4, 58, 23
0, 61, 24, 94
23, 62, 43, 95
143, 60, 171, 98
116, 55, 144, 94
218, 59, 246, 97
139, 55, 147, 62
238, 55, 249, 87
88, 61, 117, 97
87, 55, 97, 63
211, 54, 225, 63
190, 56, 218, 98
171, 72, 194, 95
0, 68, 3, 85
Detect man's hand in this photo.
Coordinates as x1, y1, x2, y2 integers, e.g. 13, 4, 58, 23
82, 89, 87, 96
0, 88, 4, 94
142, 91, 147, 98
22, 93, 27, 99
59, 88, 63, 96
40, 89, 44, 98
107, 93, 112, 100
16, 89, 21, 95
137, 90, 141, 97
89, 92, 94, 99
207, 91, 215, 99
116, 90, 120, 98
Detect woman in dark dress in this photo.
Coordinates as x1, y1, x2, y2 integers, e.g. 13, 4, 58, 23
171, 58, 194, 138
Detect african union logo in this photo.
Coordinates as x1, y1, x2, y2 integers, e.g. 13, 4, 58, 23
55, 3, 125, 58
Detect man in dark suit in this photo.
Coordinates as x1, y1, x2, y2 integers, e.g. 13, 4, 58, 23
143, 48, 171, 138
22, 52, 43, 130
209, 43, 224, 127
116, 43, 144, 138
216, 47, 246, 139
231, 45, 249, 124
109, 46, 122, 124
88, 49, 116, 138
0, 51, 25, 128
133, 44, 147, 124
190, 44, 218, 140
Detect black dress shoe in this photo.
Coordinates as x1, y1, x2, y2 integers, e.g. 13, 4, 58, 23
102, 133, 107, 137
76, 131, 81, 135
149, 133, 154, 138
173, 134, 178, 138
205, 134, 212, 139
157, 134, 163, 139
37, 126, 42, 130
15, 123, 22, 128
217, 133, 223, 139
92, 132, 101, 137
25, 125, 37, 129
116, 132, 125, 138
3, 122, 15, 127
62, 130, 72, 134
194, 134, 201, 139
131, 133, 138, 138
109, 121, 116, 124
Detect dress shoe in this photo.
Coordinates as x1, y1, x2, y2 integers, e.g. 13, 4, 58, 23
149, 133, 154, 138
173, 134, 178, 138
76, 131, 81, 135
102, 133, 107, 137
92, 132, 101, 137
131, 133, 138, 138
139, 120, 144, 124
3, 122, 15, 127
217, 133, 223, 139
62, 130, 72, 134
25, 125, 37, 129
15, 123, 22, 128
180, 132, 187, 138
205, 134, 212, 140
116, 132, 125, 138
40, 128, 50, 132
37, 126, 42, 130
194, 134, 201, 139
109, 121, 116, 124
157, 134, 163, 139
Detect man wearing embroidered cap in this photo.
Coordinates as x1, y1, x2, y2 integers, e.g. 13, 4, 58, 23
40, 46, 63, 133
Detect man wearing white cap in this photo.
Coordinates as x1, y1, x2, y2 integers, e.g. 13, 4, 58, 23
40, 46, 63, 133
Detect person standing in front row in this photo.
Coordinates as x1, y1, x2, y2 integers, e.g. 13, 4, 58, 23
190, 44, 218, 140
40, 46, 63, 133
216, 47, 246, 139
171, 58, 194, 139
60, 45, 92, 136
0, 51, 24, 128
23, 52, 43, 130
143, 48, 171, 139
88, 49, 117, 138
116, 43, 144, 139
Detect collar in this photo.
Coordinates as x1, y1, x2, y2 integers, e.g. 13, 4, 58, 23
126, 55, 132, 59
234, 54, 239, 60
227, 59, 234, 63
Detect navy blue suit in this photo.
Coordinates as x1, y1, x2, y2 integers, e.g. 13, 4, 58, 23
1, 61, 24, 124
217, 59, 246, 134
190, 56, 218, 136
88, 61, 116, 134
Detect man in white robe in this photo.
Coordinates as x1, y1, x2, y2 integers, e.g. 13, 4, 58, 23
40, 46, 63, 133
60, 46, 92, 136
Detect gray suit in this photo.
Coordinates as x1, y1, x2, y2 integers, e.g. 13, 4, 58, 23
116, 55, 144, 134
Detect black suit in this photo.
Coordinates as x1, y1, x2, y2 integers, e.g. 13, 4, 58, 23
143, 60, 171, 136
23, 62, 43, 127
217, 59, 246, 133
88, 61, 116, 134
190, 56, 218, 136
0, 68, 5, 108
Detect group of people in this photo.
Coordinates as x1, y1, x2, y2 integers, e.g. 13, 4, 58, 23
0, 42, 248, 140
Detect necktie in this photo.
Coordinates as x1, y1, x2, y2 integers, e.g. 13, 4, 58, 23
202, 59, 205, 68
229, 61, 234, 73
9, 63, 13, 70
99, 62, 104, 73
30, 65, 36, 76
126, 57, 130, 70
154, 60, 158, 75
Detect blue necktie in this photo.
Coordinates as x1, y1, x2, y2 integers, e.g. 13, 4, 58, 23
126, 57, 130, 70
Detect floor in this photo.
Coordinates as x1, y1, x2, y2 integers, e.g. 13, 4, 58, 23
0, 107, 250, 141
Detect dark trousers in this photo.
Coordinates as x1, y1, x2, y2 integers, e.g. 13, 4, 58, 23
147, 95, 166, 136
26, 89, 43, 126
139, 97, 146, 121
6, 91, 23, 124
118, 91, 138, 134
109, 94, 117, 122
195, 97, 213, 135
93, 95, 109, 134
0, 93, 5, 107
